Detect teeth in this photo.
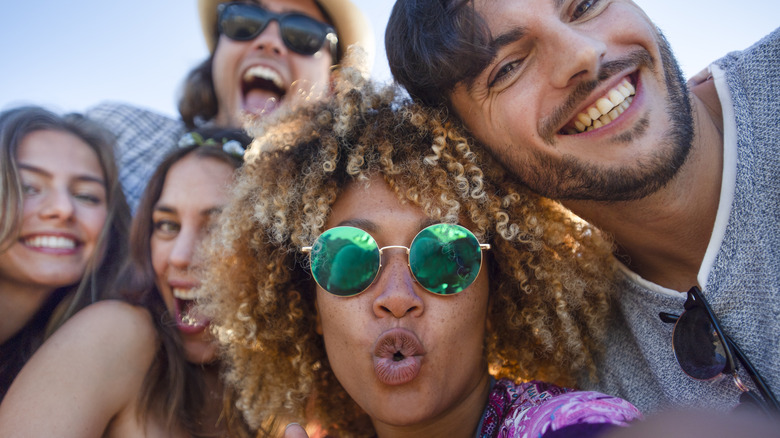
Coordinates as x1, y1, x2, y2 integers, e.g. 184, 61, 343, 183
587, 107, 601, 121
173, 288, 197, 300
242, 66, 284, 90
569, 78, 636, 133
595, 98, 614, 114
608, 89, 624, 106
24, 236, 76, 249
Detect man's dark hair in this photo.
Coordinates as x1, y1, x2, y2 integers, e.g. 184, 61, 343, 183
386, 0, 494, 107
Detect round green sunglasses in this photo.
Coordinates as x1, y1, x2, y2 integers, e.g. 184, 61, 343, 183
302, 223, 490, 297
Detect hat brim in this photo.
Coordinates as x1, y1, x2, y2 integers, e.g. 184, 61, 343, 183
198, 0, 374, 67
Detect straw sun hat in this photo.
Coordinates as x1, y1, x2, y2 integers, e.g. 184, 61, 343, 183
197, 0, 375, 66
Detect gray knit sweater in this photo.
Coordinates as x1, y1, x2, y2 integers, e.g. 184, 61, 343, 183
584, 27, 780, 414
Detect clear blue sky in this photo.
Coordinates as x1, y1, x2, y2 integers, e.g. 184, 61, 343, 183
1, 1, 777, 118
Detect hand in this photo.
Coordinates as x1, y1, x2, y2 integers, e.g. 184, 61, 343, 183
283, 423, 310, 438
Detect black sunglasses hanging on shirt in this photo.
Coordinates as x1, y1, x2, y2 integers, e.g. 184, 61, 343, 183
659, 286, 780, 414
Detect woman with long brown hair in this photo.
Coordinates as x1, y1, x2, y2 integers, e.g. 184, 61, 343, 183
0, 106, 129, 401
0, 128, 250, 437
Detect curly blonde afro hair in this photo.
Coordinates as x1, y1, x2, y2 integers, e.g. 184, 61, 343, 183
198, 63, 619, 437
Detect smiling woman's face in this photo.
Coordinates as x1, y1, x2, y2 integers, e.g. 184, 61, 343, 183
150, 153, 234, 364
314, 175, 491, 431
0, 130, 107, 295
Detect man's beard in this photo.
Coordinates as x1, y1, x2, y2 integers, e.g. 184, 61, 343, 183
517, 30, 695, 202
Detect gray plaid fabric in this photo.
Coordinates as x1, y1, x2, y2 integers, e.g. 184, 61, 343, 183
86, 102, 186, 213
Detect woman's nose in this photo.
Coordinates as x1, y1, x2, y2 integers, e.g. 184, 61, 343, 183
371, 249, 424, 319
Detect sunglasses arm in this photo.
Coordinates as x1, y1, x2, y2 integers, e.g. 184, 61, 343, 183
659, 311, 780, 412
727, 338, 780, 411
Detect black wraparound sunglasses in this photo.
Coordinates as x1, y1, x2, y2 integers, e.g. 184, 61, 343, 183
217, 2, 338, 59
659, 286, 779, 414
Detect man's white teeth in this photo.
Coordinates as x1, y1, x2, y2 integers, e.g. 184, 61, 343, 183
570, 79, 636, 133
173, 288, 197, 300
24, 236, 76, 249
243, 66, 284, 90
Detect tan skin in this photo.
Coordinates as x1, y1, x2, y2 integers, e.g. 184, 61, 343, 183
0, 130, 107, 345
211, 0, 334, 127
288, 176, 492, 438
0, 155, 234, 437
448, 0, 724, 291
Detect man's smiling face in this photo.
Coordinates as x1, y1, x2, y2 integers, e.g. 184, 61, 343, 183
449, 0, 693, 201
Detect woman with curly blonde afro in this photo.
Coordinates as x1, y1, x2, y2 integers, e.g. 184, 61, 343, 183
198, 66, 642, 438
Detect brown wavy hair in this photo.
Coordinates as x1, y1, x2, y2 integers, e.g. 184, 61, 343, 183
198, 66, 619, 437
0, 106, 130, 401
115, 128, 250, 437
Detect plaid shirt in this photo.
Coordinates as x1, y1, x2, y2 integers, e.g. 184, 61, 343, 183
86, 102, 187, 213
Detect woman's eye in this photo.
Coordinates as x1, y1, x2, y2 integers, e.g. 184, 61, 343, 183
153, 220, 180, 237
74, 192, 104, 205
572, 0, 599, 20
21, 184, 39, 196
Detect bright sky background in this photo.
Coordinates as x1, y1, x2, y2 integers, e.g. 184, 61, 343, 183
1, 1, 777, 118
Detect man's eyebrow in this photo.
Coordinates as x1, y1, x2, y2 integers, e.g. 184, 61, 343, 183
489, 26, 527, 52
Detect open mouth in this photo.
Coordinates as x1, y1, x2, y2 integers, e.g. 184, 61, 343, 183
241, 66, 287, 115
172, 287, 208, 333
22, 235, 78, 249
561, 75, 637, 135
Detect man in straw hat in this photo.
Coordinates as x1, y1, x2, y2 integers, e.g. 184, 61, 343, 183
88, 0, 373, 212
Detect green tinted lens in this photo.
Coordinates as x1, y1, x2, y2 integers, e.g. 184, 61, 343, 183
310, 227, 380, 296
409, 224, 482, 295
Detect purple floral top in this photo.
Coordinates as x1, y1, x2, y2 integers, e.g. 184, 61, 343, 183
477, 379, 642, 438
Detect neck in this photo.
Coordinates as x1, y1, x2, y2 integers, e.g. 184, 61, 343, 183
564, 83, 724, 292
372, 372, 490, 438
0, 279, 56, 344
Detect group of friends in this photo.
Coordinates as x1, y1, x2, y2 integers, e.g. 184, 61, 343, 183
0, 0, 778, 437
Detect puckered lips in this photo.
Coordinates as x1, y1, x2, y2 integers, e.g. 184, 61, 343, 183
20, 232, 81, 255
373, 328, 425, 386
241, 65, 287, 116
560, 74, 638, 135
172, 286, 210, 335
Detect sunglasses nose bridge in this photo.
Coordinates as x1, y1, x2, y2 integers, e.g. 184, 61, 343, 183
249, 19, 288, 54
371, 251, 424, 319
377, 245, 413, 276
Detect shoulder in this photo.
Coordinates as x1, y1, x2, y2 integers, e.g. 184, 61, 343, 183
713, 27, 780, 71
0, 301, 160, 436
58, 300, 156, 343
488, 380, 641, 437
29, 300, 159, 373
